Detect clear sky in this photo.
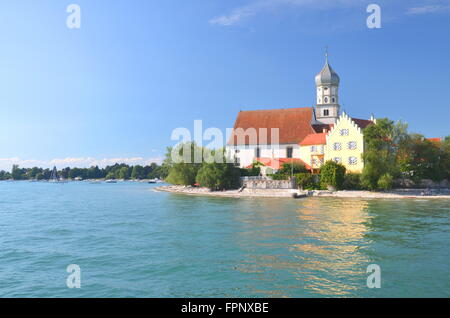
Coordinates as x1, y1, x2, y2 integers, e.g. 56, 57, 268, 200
0, 0, 449, 170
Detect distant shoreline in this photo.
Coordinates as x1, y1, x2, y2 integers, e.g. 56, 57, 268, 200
154, 185, 450, 199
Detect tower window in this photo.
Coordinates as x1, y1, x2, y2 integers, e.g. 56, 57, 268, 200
286, 147, 293, 158
324, 97, 329, 103
324, 87, 329, 91
255, 147, 261, 158
332, 97, 335, 103
323, 109, 329, 116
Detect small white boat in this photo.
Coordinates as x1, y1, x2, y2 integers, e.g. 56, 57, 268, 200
105, 180, 117, 184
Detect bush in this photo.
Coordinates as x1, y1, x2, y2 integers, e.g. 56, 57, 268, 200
278, 162, 308, 175
269, 174, 289, 180
196, 162, 241, 191
343, 173, 362, 190
166, 163, 200, 186
377, 173, 393, 190
240, 167, 261, 177
295, 173, 319, 190
320, 161, 347, 190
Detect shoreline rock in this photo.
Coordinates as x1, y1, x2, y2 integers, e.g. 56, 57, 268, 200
154, 186, 450, 199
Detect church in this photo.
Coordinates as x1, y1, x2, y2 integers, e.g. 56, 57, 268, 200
226, 54, 375, 174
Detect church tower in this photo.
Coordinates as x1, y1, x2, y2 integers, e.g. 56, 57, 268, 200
315, 51, 340, 124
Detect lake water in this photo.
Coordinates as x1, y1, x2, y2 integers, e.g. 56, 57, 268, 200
0, 181, 449, 297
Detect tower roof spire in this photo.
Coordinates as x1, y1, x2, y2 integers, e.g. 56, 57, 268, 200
315, 47, 340, 86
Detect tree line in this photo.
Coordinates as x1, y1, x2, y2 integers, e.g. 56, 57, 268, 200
0, 163, 168, 181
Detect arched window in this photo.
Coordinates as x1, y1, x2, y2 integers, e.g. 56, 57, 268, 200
324, 97, 329, 103
332, 97, 335, 103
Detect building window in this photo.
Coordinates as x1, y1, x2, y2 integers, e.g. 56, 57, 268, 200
333, 157, 342, 164
333, 142, 342, 151
348, 157, 358, 165
324, 97, 329, 104
339, 129, 349, 136
324, 87, 329, 91
310, 145, 317, 152
332, 97, 335, 103
235, 149, 240, 154
323, 109, 329, 116
255, 147, 260, 158
348, 141, 357, 150
286, 147, 293, 158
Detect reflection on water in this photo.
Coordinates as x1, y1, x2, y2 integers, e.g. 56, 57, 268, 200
232, 198, 373, 297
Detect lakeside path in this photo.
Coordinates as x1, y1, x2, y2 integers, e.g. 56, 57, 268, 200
154, 185, 450, 199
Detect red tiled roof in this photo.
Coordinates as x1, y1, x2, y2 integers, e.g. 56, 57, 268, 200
247, 157, 312, 171
300, 133, 327, 146
228, 107, 315, 145
427, 138, 442, 144
352, 118, 374, 129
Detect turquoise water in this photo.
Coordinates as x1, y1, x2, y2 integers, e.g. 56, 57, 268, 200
0, 181, 449, 298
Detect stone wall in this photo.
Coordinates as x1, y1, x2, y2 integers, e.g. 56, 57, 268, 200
242, 178, 296, 189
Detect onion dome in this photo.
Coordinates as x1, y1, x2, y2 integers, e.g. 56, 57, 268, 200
315, 54, 340, 86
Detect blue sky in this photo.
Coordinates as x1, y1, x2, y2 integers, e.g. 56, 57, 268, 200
0, 0, 449, 169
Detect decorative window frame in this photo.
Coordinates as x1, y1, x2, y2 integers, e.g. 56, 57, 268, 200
333, 142, 342, 151
348, 157, 358, 165
347, 141, 357, 150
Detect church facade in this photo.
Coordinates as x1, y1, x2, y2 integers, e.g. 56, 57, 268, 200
226, 55, 375, 174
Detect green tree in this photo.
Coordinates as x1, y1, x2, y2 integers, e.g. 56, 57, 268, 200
278, 162, 308, 176
165, 142, 203, 186
118, 167, 130, 180
320, 160, 346, 190
362, 118, 409, 190
11, 165, 24, 180
196, 162, 241, 191
131, 165, 145, 179
295, 173, 318, 190
398, 134, 444, 182
377, 173, 394, 190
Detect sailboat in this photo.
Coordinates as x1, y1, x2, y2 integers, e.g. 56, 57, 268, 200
49, 166, 68, 183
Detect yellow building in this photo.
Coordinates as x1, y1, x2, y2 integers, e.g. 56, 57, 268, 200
324, 113, 375, 173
